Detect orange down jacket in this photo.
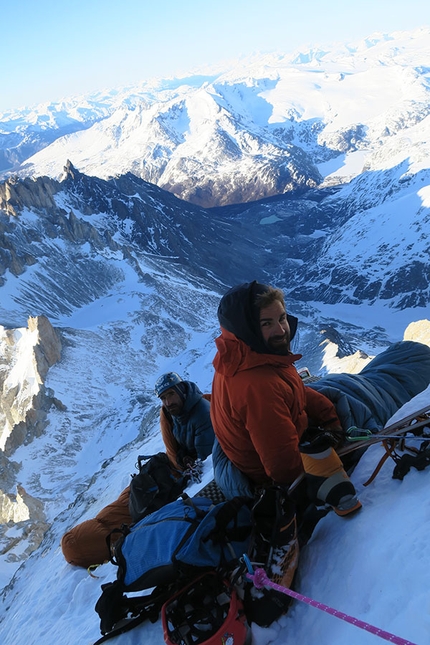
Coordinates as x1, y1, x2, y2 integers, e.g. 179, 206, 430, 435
211, 327, 341, 486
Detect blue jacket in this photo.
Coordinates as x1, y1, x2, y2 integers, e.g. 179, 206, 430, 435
163, 381, 214, 465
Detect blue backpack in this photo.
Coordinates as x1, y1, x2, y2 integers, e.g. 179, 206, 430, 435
94, 494, 253, 642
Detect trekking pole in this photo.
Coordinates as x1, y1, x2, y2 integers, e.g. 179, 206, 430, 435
347, 434, 430, 443
243, 559, 418, 645
345, 426, 430, 445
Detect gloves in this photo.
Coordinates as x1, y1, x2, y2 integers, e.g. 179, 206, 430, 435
183, 458, 204, 483
176, 448, 195, 469
299, 425, 345, 454
181, 455, 195, 469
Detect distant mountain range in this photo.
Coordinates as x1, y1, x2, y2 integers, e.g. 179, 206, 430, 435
1, 28, 430, 208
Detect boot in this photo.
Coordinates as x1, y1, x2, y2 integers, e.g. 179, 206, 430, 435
300, 444, 362, 517
245, 487, 299, 626
251, 487, 299, 586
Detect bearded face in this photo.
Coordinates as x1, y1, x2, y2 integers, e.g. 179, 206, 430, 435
259, 300, 291, 354
159, 388, 184, 416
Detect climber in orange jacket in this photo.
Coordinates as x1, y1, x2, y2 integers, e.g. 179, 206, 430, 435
210, 281, 361, 516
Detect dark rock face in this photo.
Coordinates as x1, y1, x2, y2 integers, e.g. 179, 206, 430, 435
160, 147, 322, 208
0, 162, 427, 333
380, 262, 430, 306
0, 316, 62, 454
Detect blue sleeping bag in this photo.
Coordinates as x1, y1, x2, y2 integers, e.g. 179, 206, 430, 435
309, 340, 430, 431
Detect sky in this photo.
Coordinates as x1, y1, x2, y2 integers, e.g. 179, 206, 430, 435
1, 0, 430, 113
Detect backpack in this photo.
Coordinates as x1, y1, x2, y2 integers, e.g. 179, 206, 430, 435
94, 494, 253, 642
128, 452, 188, 524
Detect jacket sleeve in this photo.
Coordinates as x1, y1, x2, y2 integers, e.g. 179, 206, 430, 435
192, 398, 215, 460
304, 386, 342, 429
160, 408, 181, 469
239, 376, 305, 485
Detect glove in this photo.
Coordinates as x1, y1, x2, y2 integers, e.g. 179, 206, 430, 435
325, 426, 346, 450
176, 448, 195, 469
299, 426, 345, 454
182, 455, 195, 469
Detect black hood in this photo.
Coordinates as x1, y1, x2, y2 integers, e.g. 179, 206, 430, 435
217, 281, 298, 354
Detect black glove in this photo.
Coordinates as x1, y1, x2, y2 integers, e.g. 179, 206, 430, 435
181, 455, 195, 469
175, 448, 195, 469
325, 426, 346, 450
299, 426, 345, 454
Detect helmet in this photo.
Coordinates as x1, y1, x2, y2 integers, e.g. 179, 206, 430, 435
162, 572, 249, 645
154, 372, 183, 397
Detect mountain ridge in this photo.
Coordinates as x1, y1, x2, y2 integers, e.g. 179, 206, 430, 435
2, 28, 430, 207
1, 161, 428, 329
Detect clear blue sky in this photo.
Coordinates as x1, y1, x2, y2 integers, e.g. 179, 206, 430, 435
1, 0, 429, 113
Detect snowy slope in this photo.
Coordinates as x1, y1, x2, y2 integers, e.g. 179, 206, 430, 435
1, 378, 429, 645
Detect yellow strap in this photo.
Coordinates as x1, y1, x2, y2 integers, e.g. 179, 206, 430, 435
87, 563, 103, 578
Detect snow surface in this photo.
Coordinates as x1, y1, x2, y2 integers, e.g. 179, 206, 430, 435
1, 365, 430, 645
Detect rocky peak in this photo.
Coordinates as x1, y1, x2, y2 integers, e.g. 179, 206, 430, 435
0, 174, 60, 217
0, 316, 62, 562
61, 159, 78, 181
0, 315, 62, 455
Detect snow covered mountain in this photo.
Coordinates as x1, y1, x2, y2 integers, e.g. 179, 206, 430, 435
2, 28, 430, 207
1, 26, 430, 645
0, 156, 428, 566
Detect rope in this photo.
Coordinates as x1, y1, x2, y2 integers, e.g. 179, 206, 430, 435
363, 440, 397, 486
246, 566, 418, 645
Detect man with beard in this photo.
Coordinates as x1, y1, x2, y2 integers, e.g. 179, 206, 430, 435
210, 281, 361, 517
61, 373, 214, 568
154, 372, 214, 470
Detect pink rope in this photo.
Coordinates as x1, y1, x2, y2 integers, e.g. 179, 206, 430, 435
247, 568, 418, 645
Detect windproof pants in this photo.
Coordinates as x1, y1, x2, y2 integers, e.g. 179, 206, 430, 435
61, 487, 131, 568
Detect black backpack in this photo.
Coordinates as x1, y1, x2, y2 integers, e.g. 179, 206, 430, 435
128, 452, 188, 524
